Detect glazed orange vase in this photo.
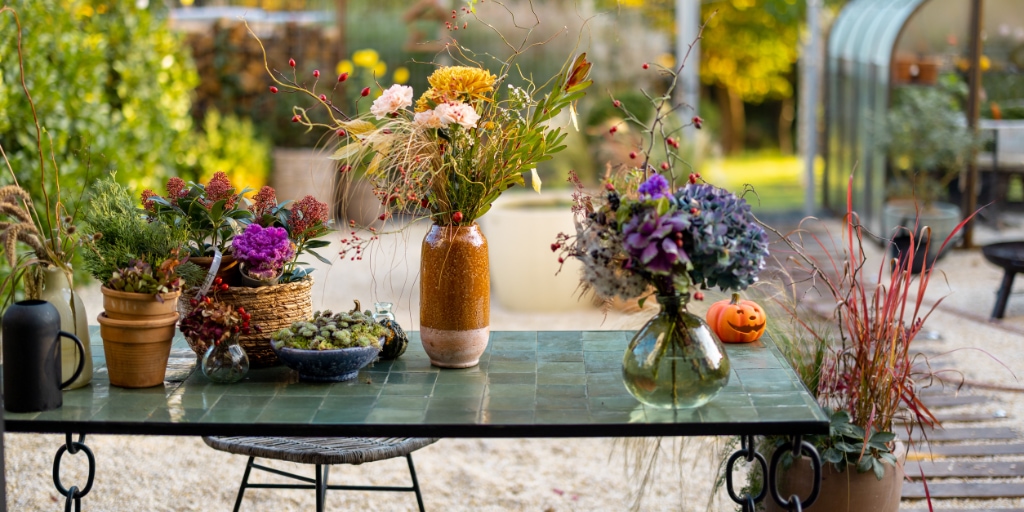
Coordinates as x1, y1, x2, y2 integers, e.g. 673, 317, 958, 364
419, 223, 490, 368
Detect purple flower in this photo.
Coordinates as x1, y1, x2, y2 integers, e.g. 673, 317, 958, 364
637, 173, 670, 200
621, 208, 690, 273
232, 224, 295, 278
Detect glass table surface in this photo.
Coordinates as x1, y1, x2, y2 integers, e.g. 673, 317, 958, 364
4, 330, 829, 438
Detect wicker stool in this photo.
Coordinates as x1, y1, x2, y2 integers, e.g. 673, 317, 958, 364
203, 437, 438, 512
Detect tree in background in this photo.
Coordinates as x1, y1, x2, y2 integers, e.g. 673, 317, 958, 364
700, 0, 802, 154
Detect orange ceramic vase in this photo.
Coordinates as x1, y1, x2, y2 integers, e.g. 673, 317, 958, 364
419, 223, 490, 368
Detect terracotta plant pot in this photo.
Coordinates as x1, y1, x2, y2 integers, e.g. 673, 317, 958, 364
190, 254, 240, 286
101, 287, 181, 320
97, 312, 179, 388
766, 454, 905, 512
419, 223, 490, 368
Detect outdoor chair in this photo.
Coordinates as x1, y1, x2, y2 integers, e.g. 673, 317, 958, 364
202, 436, 438, 512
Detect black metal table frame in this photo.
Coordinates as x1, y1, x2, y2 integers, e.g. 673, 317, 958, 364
5, 329, 827, 512
9, 420, 823, 512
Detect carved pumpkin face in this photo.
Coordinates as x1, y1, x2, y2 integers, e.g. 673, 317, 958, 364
706, 295, 766, 343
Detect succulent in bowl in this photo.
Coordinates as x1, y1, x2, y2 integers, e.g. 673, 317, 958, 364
271, 305, 386, 381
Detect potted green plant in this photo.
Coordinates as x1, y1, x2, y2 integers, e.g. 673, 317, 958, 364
82, 176, 189, 388
884, 78, 980, 271
143, 171, 253, 284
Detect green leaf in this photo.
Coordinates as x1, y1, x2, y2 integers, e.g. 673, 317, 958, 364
305, 240, 331, 249
871, 458, 885, 480
834, 441, 859, 453
870, 432, 896, 444
856, 456, 872, 473
822, 448, 843, 464
637, 297, 646, 309
654, 197, 670, 216
306, 249, 332, 265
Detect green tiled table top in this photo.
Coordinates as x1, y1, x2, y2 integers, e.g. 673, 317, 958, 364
4, 331, 829, 438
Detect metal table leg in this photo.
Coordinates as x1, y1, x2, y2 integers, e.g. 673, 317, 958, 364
53, 433, 94, 512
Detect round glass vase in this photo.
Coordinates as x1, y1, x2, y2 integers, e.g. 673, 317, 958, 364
201, 333, 250, 384
622, 294, 731, 409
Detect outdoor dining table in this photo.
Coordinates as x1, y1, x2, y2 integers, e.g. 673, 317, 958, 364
3, 329, 829, 511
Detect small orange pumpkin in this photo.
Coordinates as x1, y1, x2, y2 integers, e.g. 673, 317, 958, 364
706, 293, 766, 343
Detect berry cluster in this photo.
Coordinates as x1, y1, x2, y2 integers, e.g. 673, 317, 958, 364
179, 277, 261, 353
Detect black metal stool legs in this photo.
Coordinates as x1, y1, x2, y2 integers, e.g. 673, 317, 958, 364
231, 453, 427, 511
233, 456, 255, 512
407, 454, 426, 512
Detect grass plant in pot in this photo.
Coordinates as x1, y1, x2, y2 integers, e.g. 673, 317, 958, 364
82, 176, 189, 388
271, 304, 386, 382
884, 78, 980, 272
738, 177, 978, 511
0, 11, 95, 389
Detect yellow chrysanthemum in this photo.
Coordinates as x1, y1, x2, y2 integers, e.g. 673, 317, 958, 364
373, 61, 387, 78
352, 49, 379, 69
415, 88, 442, 112
393, 66, 410, 85
336, 59, 354, 77
426, 66, 496, 102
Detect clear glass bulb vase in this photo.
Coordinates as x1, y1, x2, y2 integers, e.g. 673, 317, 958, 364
622, 294, 731, 409
201, 333, 249, 384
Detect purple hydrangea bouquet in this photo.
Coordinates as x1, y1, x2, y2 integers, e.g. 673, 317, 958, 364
232, 224, 295, 285
553, 53, 769, 409
559, 173, 768, 303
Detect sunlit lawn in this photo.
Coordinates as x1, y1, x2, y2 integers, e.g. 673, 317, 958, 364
700, 152, 824, 214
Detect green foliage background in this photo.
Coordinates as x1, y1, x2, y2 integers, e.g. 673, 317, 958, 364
0, 0, 198, 203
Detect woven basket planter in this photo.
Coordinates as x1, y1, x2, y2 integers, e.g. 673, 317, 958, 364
179, 277, 313, 368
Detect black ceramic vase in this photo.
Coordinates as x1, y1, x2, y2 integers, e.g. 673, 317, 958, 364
2, 300, 85, 413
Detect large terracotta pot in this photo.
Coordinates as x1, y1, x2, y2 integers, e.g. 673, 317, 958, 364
419, 223, 490, 368
101, 287, 181, 320
97, 312, 179, 388
766, 453, 905, 512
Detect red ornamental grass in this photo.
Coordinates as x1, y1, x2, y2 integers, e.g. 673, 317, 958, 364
776, 175, 979, 447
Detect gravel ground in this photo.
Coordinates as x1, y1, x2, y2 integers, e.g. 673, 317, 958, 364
6, 214, 1024, 511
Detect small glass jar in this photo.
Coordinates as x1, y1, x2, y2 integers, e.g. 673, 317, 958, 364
201, 333, 250, 384
372, 302, 396, 322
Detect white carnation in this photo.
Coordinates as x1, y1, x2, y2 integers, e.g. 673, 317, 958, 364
370, 84, 414, 120
435, 101, 480, 129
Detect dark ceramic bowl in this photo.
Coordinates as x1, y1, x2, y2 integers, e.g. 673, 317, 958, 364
271, 344, 380, 382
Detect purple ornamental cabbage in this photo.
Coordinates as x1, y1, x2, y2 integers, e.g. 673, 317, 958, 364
621, 207, 690, 274
232, 224, 295, 278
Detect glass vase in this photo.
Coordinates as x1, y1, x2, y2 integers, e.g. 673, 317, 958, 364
622, 294, 731, 409
202, 333, 249, 383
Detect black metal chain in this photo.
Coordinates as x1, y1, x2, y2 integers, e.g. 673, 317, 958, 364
53, 433, 94, 512
725, 435, 768, 511
768, 435, 821, 511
